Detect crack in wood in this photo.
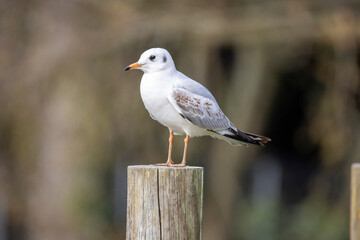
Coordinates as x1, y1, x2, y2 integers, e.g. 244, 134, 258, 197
157, 169, 162, 240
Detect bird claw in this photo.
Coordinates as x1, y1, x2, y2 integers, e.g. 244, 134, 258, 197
154, 159, 174, 166
167, 163, 186, 167
153, 160, 186, 167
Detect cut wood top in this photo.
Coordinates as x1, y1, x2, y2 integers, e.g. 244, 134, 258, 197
128, 165, 204, 170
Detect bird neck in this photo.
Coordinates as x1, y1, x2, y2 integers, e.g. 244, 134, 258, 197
146, 66, 176, 75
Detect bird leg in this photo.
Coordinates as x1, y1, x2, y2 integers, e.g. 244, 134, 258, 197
167, 134, 189, 167
155, 131, 174, 166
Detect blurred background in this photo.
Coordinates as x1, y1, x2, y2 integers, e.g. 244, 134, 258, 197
1, 0, 360, 239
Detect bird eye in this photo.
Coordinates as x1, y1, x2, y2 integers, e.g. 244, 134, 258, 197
149, 55, 156, 61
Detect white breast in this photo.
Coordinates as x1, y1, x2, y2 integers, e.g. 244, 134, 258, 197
139, 72, 206, 136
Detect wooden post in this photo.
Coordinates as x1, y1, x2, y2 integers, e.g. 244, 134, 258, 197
126, 165, 204, 240
351, 163, 360, 240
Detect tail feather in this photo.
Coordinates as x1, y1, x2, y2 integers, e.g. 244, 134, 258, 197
223, 129, 271, 147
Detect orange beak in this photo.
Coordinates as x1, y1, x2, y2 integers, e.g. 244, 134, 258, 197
124, 62, 143, 71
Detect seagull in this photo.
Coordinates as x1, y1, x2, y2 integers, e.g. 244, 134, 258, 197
125, 48, 270, 167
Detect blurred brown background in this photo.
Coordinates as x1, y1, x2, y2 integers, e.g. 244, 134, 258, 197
1, 0, 360, 239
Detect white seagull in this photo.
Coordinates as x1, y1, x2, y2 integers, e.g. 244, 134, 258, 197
125, 48, 270, 167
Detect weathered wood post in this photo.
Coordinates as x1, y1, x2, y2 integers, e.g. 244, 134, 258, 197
351, 163, 360, 240
126, 165, 204, 240
126, 165, 203, 240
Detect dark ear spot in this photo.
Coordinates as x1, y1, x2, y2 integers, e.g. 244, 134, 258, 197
163, 55, 167, 62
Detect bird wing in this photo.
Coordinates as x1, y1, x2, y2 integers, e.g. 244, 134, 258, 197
168, 87, 234, 131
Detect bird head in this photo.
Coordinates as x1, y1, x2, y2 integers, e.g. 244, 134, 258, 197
124, 48, 175, 73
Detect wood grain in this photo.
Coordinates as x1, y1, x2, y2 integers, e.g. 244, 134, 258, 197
351, 163, 360, 240
126, 165, 204, 240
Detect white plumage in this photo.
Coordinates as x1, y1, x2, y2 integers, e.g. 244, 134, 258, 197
125, 48, 270, 166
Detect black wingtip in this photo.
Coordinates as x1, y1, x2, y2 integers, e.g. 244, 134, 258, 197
224, 129, 270, 147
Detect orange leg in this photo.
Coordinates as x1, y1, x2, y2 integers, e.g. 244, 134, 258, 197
168, 134, 189, 167
155, 131, 174, 166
